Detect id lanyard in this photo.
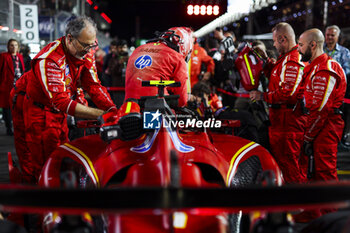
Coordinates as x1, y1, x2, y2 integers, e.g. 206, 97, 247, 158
326, 48, 336, 57
12, 55, 22, 86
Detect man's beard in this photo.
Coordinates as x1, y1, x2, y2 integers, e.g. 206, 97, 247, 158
300, 46, 312, 62
275, 43, 286, 55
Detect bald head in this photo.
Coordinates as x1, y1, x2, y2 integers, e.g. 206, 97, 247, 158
301, 28, 324, 49
272, 22, 296, 43
298, 28, 325, 62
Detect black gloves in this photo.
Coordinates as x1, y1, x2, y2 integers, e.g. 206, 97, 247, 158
303, 140, 314, 179
303, 141, 313, 157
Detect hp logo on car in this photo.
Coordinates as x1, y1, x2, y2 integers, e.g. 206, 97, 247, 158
135, 55, 152, 69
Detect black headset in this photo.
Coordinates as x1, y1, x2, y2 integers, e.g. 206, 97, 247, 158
146, 30, 180, 53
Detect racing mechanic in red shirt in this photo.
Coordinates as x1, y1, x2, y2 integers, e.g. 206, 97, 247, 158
189, 39, 215, 88
298, 29, 346, 182
10, 73, 32, 183
11, 74, 90, 184
294, 28, 347, 223
124, 27, 194, 107
250, 23, 307, 184
190, 81, 259, 142
23, 16, 117, 182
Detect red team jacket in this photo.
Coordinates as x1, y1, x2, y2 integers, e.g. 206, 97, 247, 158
190, 42, 215, 88
125, 42, 189, 107
303, 53, 347, 141
26, 37, 115, 115
263, 46, 305, 105
0, 52, 24, 108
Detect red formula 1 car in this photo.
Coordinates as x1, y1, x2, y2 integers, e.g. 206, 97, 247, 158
38, 81, 282, 233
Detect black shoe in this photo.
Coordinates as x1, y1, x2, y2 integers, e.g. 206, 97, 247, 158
342, 133, 350, 147
6, 129, 13, 136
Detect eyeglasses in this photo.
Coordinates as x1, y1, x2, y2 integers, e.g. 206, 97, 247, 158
71, 35, 98, 52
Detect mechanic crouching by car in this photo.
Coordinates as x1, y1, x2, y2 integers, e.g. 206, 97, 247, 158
189, 81, 259, 142
294, 28, 347, 222
249, 22, 307, 184
23, 16, 118, 182
124, 27, 194, 107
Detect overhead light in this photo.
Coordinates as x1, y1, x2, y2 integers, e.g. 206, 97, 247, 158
194, 5, 200, 15
213, 5, 219, 15
200, 5, 206, 15
187, 5, 194, 15
207, 5, 213, 15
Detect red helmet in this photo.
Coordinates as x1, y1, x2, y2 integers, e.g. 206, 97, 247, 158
159, 27, 194, 62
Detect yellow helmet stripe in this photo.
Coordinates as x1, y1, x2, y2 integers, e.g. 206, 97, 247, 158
125, 101, 132, 114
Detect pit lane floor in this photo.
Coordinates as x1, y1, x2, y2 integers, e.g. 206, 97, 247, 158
1, 121, 350, 183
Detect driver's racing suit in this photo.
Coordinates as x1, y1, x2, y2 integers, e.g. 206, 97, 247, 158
125, 42, 189, 107
263, 46, 307, 184
24, 37, 116, 181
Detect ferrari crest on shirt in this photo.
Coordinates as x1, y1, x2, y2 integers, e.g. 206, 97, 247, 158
135, 55, 152, 69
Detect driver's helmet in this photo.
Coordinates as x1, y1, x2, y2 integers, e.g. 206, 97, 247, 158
160, 27, 194, 62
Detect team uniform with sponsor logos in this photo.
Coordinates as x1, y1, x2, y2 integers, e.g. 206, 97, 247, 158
190, 42, 215, 88
263, 46, 307, 184
125, 42, 189, 107
295, 53, 347, 222
23, 37, 116, 181
10, 73, 33, 183
300, 53, 346, 181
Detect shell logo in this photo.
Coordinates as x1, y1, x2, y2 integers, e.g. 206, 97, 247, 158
65, 77, 72, 86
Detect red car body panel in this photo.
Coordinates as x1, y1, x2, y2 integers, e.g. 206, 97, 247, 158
39, 113, 281, 232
